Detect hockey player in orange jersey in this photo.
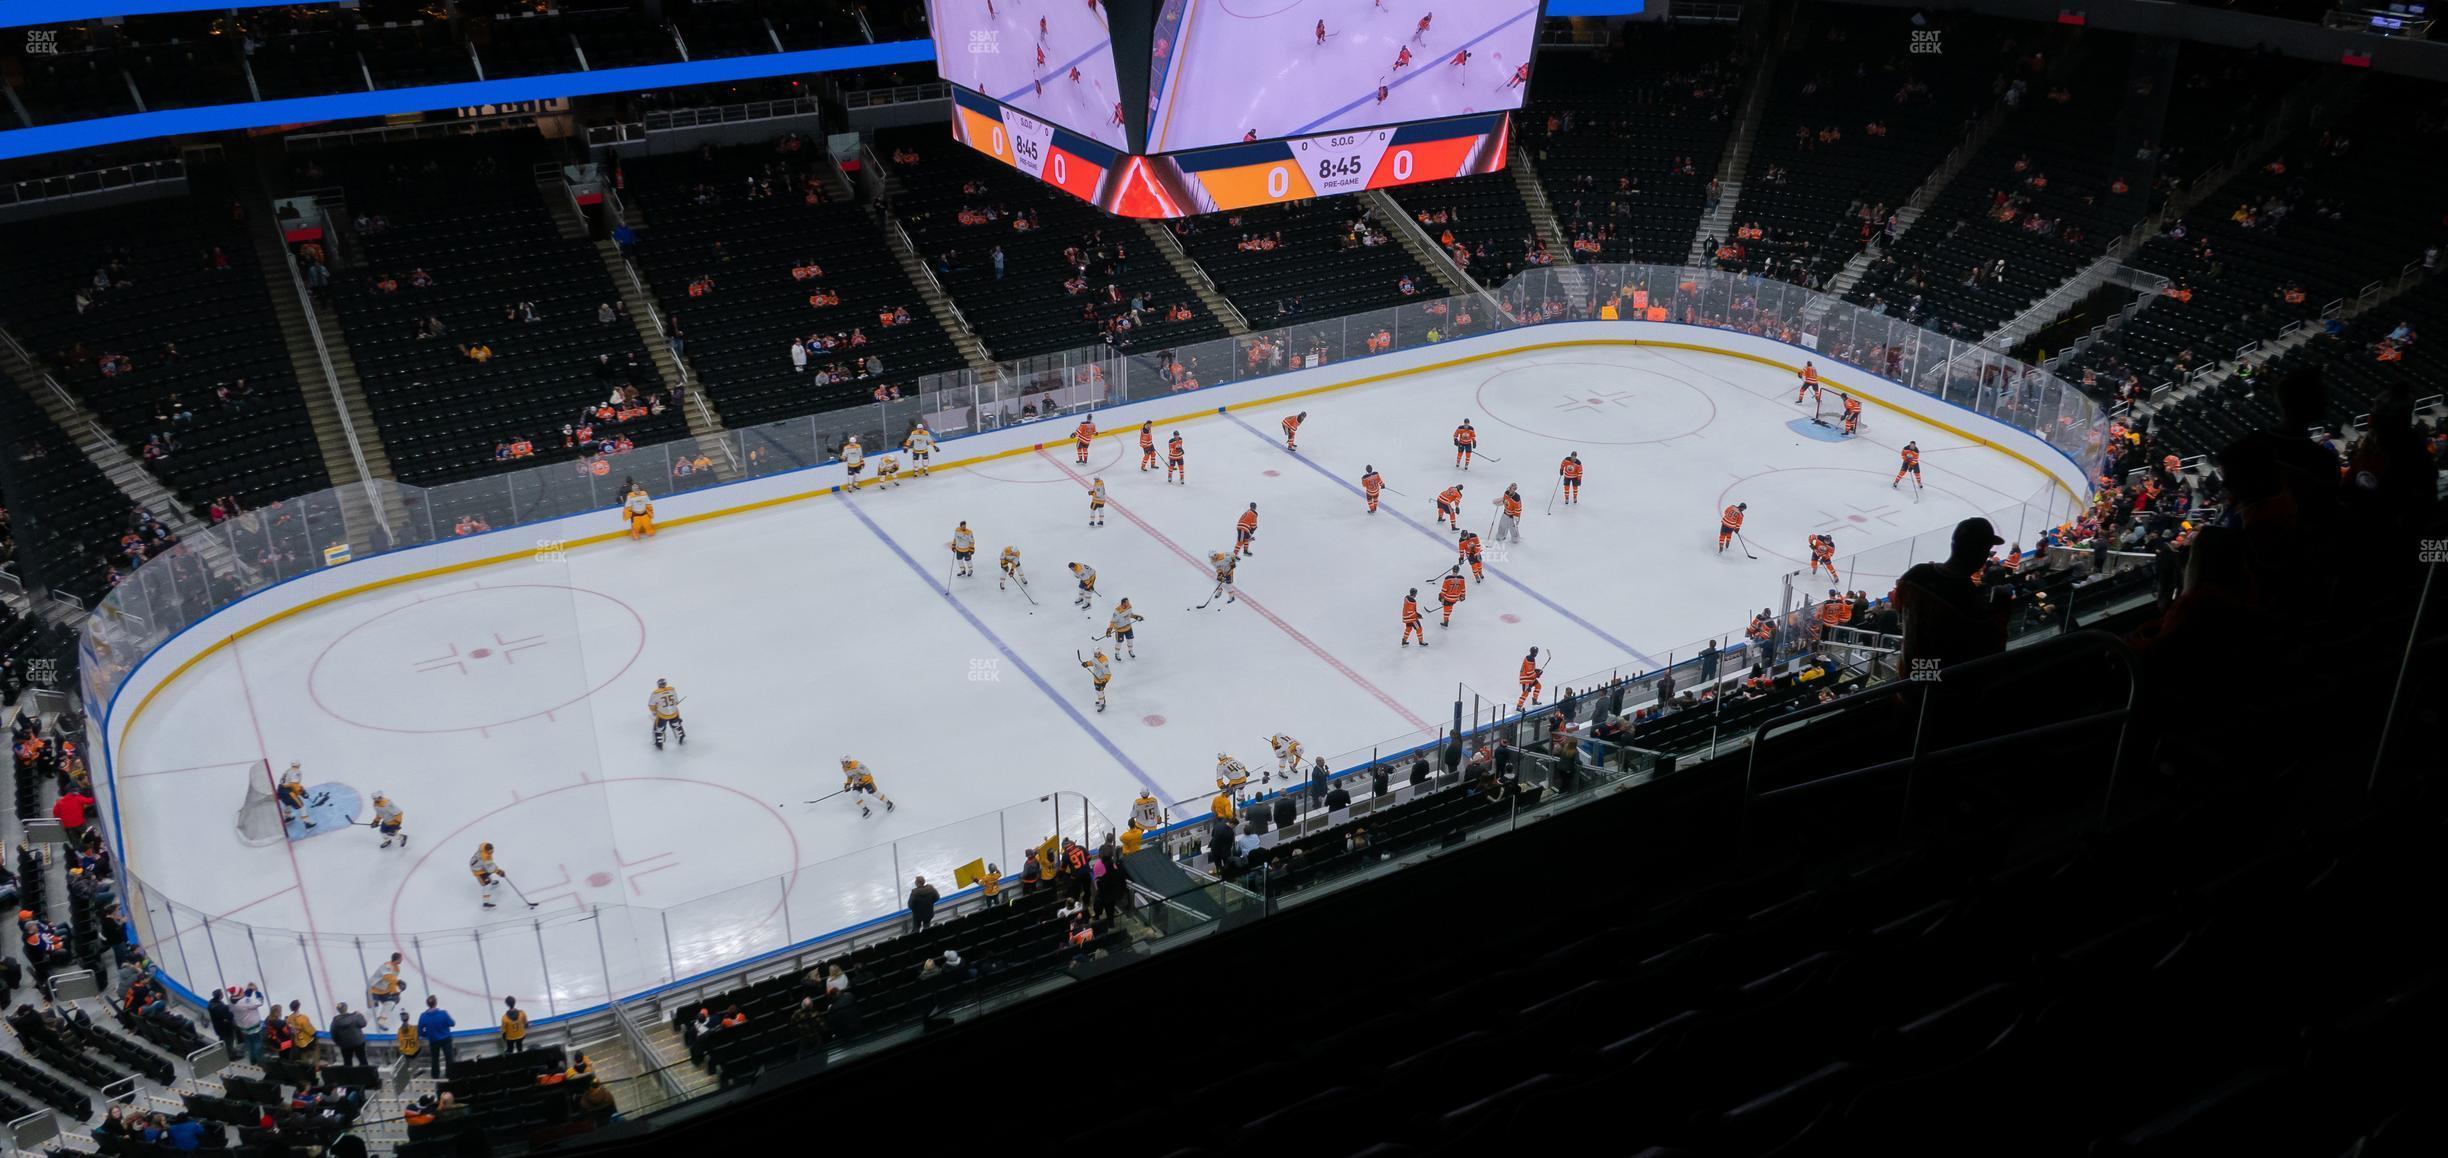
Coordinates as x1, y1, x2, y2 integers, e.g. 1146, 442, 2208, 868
1718, 502, 1747, 552
1436, 483, 1464, 526
1437, 567, 1468, 626
1234, 503, 1259, 557
1515, 647, 1546, 709
1073, 415, 1097, 464
1457, 528, 1486, 582
1809, 533, 1838, 579
1894, 442, 1922, 489
1795, 360, 1822, 404
1452, 420, 1478, 468
1361, 465, 1386, 514
1280, 411, 1305, 452
1558, 452, 1583, 505
1840, 392, 1863, 436
1401, 589, 1427, 647
1166, 432, 1186, 484
1139, 421, 1157, 471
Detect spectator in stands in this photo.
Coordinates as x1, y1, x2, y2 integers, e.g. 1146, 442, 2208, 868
907, 876, 940, 932
500, 995, 528, 1054
231, 983, 266, 1062
288, 1000, 321, 1063
329, 1002, 368, 1067
416, 995, 455, 1078
1896, 518, 2011, 674
262, 1006, 295, 1062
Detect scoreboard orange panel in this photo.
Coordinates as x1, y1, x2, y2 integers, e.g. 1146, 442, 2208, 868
947, 85, 1510, 220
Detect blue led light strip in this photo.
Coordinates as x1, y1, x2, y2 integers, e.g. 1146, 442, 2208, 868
0, 39, 936, 161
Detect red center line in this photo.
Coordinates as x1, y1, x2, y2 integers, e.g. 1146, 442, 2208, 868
228, 642, 343, 1010
1034, 448, 1431, 733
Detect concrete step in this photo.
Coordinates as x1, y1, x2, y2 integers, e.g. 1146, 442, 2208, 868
1140, 220, 1247, 336
877, 209, 998, 373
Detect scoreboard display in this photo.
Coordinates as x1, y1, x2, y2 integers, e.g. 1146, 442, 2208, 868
935, 0, 1539, 219
950, 86, 1511, 218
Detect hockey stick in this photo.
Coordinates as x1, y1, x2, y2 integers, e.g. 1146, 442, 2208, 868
944, 552, 956, 596
800, 788, 849, 804
1475, 452, 1501, 463
1735, 530, 1759, 560
500, 873, 540, 910
1380, 484, 1409, 497
1545, 473, 1561, 515
1014, 575, 1039, 605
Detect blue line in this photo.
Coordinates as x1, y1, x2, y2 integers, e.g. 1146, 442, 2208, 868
1217, 410, 1660, 669
835, 489, 1164, 798
1290, 6, 1540, 137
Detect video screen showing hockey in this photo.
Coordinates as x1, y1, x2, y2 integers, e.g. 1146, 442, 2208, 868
929, 0, 1133, 150
1145, 0, 1546, 153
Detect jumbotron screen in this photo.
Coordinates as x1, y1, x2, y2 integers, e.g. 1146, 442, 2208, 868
952, 88, 1512, 218
1145, 0, 1545, 153
935, 1, 1534, 217
928, 0, 1132, 151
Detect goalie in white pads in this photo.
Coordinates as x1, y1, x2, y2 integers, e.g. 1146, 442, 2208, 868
470, 842, 505, 909
649, 679, 686, 749
277, 761, 315, 828
841, 758, 896, 817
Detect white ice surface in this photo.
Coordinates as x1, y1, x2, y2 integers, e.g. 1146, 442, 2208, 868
112, 343, 2060, 1019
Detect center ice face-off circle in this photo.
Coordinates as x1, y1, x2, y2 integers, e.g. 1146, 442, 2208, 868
309, 584, 647, 734
1472, 360, 1719, 445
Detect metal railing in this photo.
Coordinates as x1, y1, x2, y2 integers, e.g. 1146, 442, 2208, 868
1741, 631, 2143, 852
282, 251, 382, 517
842, 82, 950, 109
0, 157, 186, 209
639, 96, 820, 133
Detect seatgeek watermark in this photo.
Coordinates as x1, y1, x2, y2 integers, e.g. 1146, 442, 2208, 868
26, 30, 60, 56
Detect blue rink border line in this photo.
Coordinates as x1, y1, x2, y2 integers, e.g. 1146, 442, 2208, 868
1216, 409, 1661, 670
97, 320, 2091, 1040
835, 489, 1166, 799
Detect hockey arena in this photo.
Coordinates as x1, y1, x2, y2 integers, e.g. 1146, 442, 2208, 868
92, 321, 2083, 1017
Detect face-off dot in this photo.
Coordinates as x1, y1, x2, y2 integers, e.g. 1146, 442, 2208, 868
1500, 614, 1523, 624
1142, 714, 1167, 727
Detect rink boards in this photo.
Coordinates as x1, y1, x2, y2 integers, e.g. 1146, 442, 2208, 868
92, 320, 2091, 1026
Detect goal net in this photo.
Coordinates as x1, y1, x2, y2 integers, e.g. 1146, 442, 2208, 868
235, 760, 287, 846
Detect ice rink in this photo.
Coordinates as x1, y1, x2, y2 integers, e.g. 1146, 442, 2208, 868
108, 342, 2070, 1019
1150, 0, 1544, 152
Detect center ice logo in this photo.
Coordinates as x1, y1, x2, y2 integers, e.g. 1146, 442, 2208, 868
969, 30, 999, 54
968, 658, 1002, 682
